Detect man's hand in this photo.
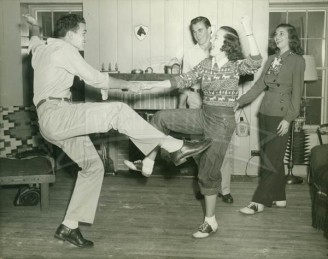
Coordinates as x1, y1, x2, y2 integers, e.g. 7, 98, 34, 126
127, 82, 151, 94
124, 80, 171, 94
22, 14, 38, 26
277, 119, 290, 136
101, 89, 109, 100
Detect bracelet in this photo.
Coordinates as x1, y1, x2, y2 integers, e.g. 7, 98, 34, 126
32, 24, 39, 27
246, 33, 253, 36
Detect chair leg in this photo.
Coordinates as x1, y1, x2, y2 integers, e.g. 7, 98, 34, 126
40, 183, 49, 211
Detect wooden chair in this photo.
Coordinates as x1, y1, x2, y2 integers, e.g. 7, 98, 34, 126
0, 154, 55, 210
0, 106, 55, 211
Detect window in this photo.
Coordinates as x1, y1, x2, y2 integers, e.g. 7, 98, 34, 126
269, 4, 327, 126
29, 4, 83, 39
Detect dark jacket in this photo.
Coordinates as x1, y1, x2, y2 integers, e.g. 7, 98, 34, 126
237, 51, 305, 122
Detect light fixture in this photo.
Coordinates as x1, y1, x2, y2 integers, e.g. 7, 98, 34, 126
303, 55, 318, 81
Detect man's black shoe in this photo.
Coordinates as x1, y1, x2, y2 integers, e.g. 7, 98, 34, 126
54, 224, 94, 248
170, 139, 212, 166
219, 193, 234, 204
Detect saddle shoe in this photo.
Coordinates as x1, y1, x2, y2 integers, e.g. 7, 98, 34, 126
272, 200, 287, 208
239, 202, 264, 215
124, 160, 152, 177
192, 222, 218, 239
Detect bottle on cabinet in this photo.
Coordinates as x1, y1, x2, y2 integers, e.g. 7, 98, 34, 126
101, 62, 119, 73
236, 116, 250, 137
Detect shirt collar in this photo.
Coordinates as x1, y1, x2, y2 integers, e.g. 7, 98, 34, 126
211, 57, 229, 69
277, 50, 293, 60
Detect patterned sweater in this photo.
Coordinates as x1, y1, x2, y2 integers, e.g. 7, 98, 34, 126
170, 55, 262, 107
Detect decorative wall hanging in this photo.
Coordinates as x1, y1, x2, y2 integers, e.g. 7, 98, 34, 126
134, 24, 148, 41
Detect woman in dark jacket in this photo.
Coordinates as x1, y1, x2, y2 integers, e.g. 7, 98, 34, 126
236, 23, 305, 214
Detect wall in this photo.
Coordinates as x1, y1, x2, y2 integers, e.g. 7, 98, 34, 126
271, 0, 328, 2
0, 0, 271, 175
93, 0, 270, 175
0, 1, 3, 104
0, 0, 23, 105
95, 0, 269, 74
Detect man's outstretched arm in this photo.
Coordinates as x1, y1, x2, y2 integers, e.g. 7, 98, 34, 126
22, 14, 41, 38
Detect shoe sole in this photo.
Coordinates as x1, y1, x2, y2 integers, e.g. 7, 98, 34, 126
174, 141, 212, 166
272, 202, 287, 208
123, 160, 153, 177
192, 229, 218, 239
54, 234, 93, 248
54, 233, 66, 241
272, 205, 286, 208
124, 160, 141, 172
239, 209, 263, 215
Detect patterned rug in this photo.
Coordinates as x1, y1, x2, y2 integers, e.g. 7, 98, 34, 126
0, 106, 48, 158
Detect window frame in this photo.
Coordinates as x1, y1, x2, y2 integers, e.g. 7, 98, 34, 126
269, 3, 328, 128
27, 4, 83, 39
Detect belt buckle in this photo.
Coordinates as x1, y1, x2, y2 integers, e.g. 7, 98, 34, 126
57, 97, 70, 106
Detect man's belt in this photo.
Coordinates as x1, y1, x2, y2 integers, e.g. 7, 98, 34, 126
190, 88, 200, 93
36, 97, 70, 109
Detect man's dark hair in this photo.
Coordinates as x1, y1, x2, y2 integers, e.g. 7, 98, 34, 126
190, 16, 211, 28
220, 26, 244, 61
53, 14, 85, 38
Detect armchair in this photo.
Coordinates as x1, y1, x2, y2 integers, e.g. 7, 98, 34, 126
309, 123, 328, 238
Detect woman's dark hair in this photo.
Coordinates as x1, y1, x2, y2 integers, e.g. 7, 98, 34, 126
219, 26, 244, 61
270, 23, 304, 55
53, 14, 85, 38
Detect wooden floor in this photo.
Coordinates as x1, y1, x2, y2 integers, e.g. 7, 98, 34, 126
0, 169, 327, 259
